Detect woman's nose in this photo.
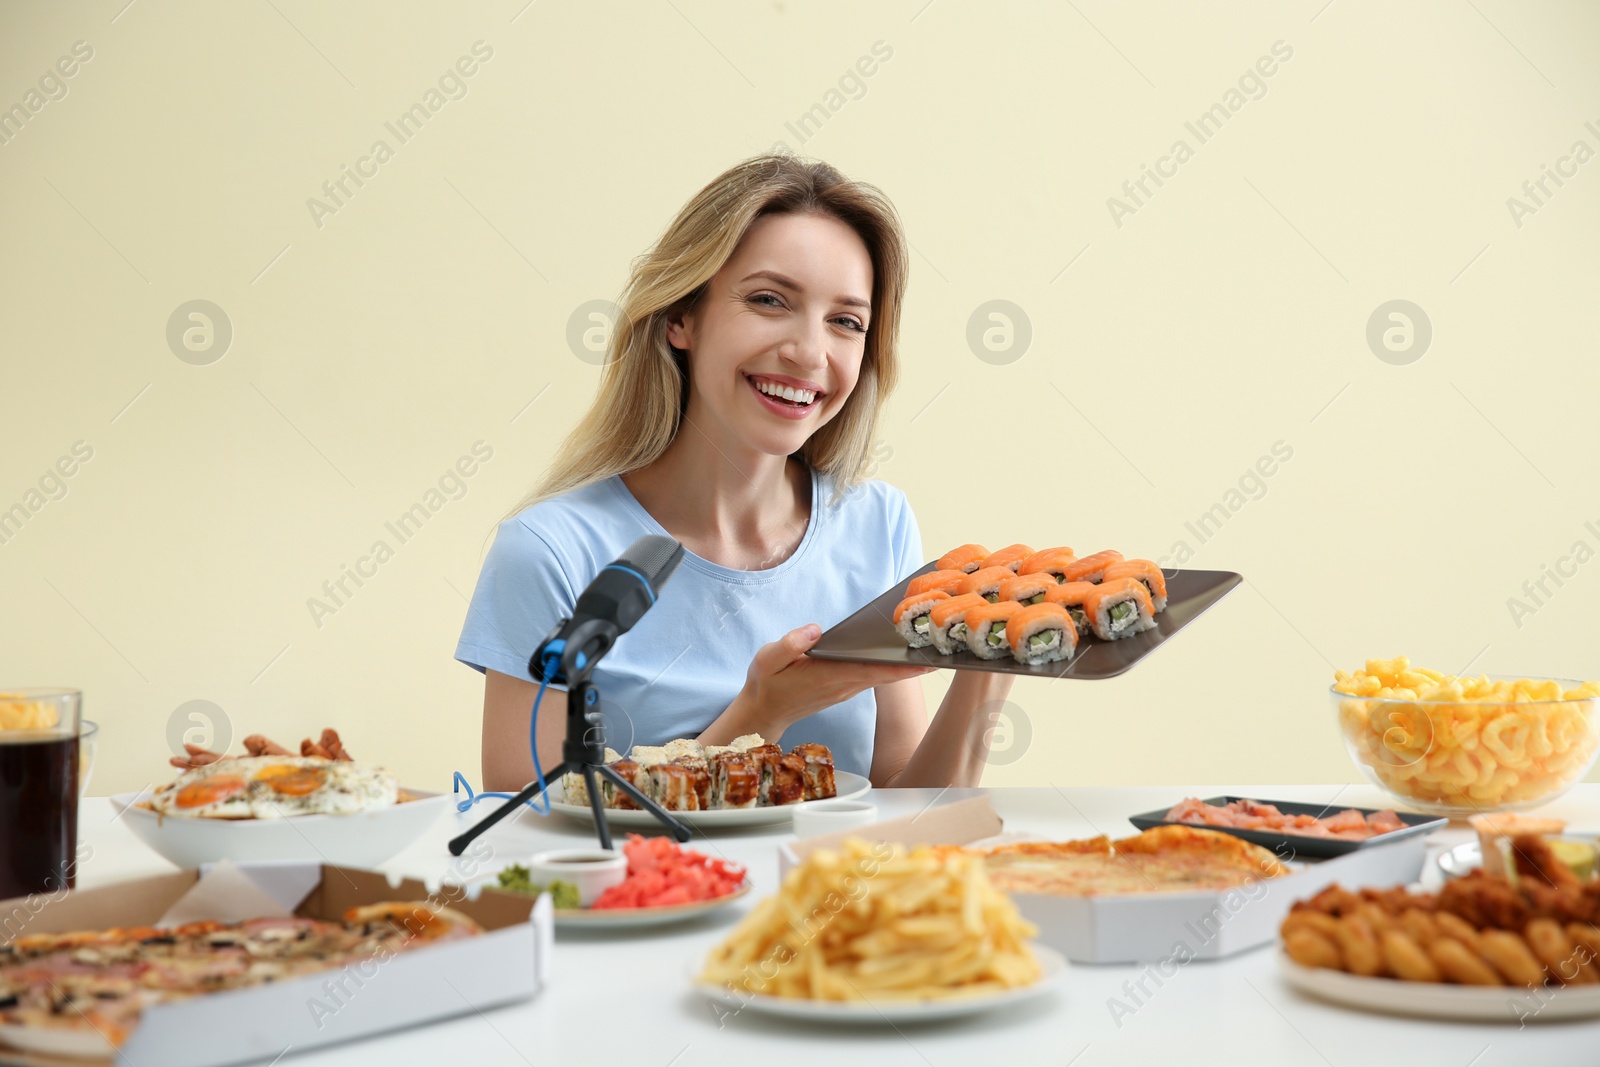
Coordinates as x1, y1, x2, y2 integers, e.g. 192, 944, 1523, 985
782, 314, 831, 371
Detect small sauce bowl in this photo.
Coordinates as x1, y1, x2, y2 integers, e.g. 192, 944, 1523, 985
525, 848, 627, 907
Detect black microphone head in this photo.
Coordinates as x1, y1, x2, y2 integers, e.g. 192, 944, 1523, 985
618, 535, 684, 593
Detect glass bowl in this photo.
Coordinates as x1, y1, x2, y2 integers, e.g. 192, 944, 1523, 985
1333, 677, 1600, 817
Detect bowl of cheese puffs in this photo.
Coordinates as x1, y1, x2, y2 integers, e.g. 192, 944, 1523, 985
1332, 657, 1600, 817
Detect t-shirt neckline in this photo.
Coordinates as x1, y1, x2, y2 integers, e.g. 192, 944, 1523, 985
607, 463, 822, 583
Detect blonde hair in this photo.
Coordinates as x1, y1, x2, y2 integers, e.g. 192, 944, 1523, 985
510, 154, 908, 516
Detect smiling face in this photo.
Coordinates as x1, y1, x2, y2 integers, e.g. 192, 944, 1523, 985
665, 212, 874, 460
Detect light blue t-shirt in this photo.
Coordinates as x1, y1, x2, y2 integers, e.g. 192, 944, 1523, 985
453, 466, 923, 777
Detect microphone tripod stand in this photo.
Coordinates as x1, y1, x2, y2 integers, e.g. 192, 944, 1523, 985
448, 668, 690, 855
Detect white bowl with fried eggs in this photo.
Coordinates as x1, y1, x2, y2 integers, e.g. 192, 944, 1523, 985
110, 755, 449, 869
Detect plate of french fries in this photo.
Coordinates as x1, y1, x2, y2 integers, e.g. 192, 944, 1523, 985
691, 838, 1065, 1022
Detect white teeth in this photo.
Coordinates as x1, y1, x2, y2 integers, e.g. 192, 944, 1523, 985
752, 378, 816, 405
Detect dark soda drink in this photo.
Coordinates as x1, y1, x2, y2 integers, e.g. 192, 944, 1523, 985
0, 733, 80, 900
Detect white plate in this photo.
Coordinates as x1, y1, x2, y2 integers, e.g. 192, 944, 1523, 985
109, 789, 449, 869
1278, 952, 1600, 1022
552, 882, 751, 929
688, 944, 1067, 1022
545, 771, 872, 829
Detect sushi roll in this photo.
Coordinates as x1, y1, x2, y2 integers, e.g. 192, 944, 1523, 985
646, 762, 701, 810
959, 566, 1016, 603
929, 592, 988, 654
979, 543, 1035, 573
1043, 581, 1099, 638
964, 600, 1025, 659
708, 752, 759, 809
1019, 547, 1079, 583
1006, 603, 1077, 666
758, 751, 806, 806
894, 590, 950, 648
936, 543, 991, 574
1060, 549, 1126, 585
791, 743, 837, 800
905, 569, 969, 598
1084, 577, 1156, 641
998, 572, 1056, 606
1103, 559, 1168, 612
601, 758, 643, 809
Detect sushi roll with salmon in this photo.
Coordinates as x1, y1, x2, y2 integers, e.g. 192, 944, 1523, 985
1084, 577, 1156, 641
936, 543, 991, 574
929, 592, 988, 654
964, 601, 1025, 659
1060, 549, 1125, 585
979, 543, 1035, 573
905, 569, 969, 598
1103, 559, 1168, 612
1043, 581, 1099, 638
1006, 603, 1077, 666
894, 589, 950, 648
959, 566, 1016, 603
998, 572, 1056, 606
1018, 547, 1078, 583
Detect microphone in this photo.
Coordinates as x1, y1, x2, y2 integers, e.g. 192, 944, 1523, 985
530, 534, 685, 685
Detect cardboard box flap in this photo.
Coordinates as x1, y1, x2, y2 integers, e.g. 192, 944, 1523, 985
297, 866, 539, 931
1, 870, 201, 941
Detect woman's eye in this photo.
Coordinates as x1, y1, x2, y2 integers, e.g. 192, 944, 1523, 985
834, 316, 867, 333
749, 293, 783, 308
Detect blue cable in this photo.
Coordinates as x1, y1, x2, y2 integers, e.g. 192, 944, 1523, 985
451, 670, 554, 815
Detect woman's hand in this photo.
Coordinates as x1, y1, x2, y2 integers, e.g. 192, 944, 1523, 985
696, 624, 933, 747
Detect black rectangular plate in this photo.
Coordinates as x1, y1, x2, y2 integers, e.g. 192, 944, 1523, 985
1126, 795, 1449, 859
808, 564, 1241, 681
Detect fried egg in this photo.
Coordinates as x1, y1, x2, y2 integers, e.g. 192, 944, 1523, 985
149, 756, 399, 819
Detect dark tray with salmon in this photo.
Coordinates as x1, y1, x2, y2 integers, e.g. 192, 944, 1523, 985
1127, 796, 1448, 859
807, 560, 1241, 681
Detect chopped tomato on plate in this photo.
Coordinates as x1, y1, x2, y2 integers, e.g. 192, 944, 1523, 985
590, 834, 747, 909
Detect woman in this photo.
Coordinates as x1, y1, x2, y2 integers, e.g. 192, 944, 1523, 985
457, 154, 1014, 791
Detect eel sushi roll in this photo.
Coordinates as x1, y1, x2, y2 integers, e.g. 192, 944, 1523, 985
600, 758, 642, 810
978, 543, 1035, 573
646, 762, 701, 810
959, 566, 1016, 603
1060, 549, 1126, 585
964, 600, 1025, 659
1019, 547, 1078, 583
998, 572, 1056, 606
905, 569, 969, 598
1084, 577, 1157, 641
758, 751, 807, 806
936, 543, 991, 574
1103, 559, 1168, 612
894, 589, 949, 648
1043, 581, 1098, 638
1006, 603, 1077, 666
708, 752, 759, 809
791, 743, 837, 800
929, 592, 988, 654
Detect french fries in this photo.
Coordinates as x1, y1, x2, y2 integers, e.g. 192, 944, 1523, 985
700, 838, 1041, 1002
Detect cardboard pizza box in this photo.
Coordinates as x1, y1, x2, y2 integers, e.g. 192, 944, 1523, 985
779, 795, 1427, 964
0, 861, 552, 1067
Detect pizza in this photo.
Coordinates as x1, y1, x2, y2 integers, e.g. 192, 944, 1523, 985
979, 825, 1290, 897
0, 904, 481, 1052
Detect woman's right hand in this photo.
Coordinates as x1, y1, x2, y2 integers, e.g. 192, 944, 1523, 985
737, 623, 934, 734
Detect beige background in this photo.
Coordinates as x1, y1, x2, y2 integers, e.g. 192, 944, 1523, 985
2, 1, 1596, 796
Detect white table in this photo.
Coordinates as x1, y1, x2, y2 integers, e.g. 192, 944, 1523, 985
75, 784, 1600, 1066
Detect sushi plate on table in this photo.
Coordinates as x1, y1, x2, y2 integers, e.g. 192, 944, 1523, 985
543, 771, 873, 829
809, 563, 1241, 680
